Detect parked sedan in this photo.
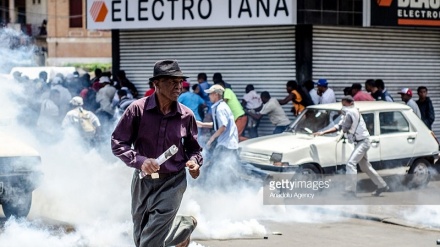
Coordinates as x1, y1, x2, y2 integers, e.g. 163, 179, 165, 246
239, 101, 439, 188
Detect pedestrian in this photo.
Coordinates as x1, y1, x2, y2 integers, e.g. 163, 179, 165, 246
62, 96, 101, 146
116, 90, 136, 116
96, 76, 117, 126
111, 60, 201, 247
246, 91, 291, 134
91, 68, 103, 91
37, 89, 60, 137
398, 88, 421, 118
50, 76, 72, 117
178, 81, 205, 121
303, 79, 320, 105
212, 72, 232, 89
115, 70, 139, 98
351, 83, 374, 101
375, 79, 394, 102
365, 79, 386, 101
242, 84, 262, 138
196, 84, 240, 185
217, 81, 248, 142
313, 95, 389, 197
316, 79, 336, 104
278, 80, 306, 116
416, 86, 435, 130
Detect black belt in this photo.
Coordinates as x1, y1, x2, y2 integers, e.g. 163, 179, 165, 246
142, 170, 183, 180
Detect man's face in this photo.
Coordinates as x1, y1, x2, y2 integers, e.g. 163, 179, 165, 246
261, 97, 269, 104
418, 89, 427, 99
365, 84, 371, 92
341, 100, 351, 107
208, 92, 219, 103
401, 94, 411, 102
154, 77, 183, 101
351, 88, 359, 96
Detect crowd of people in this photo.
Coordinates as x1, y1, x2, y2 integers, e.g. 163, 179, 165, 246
12, 68, 139, 146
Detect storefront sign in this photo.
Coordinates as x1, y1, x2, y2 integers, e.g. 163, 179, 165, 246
370, 0, 440, 27
87, 0, 296, 29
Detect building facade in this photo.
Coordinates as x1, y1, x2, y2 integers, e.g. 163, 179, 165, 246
0, 0, 111, 66
86, 0, 440, 136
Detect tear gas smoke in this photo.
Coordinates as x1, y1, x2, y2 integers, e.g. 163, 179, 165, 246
0, 28, 439, 247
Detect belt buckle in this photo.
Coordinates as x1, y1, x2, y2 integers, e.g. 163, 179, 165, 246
151, 173, 159, 179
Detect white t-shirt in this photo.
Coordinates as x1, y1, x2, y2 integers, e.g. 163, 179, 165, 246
259, 98, 291, 126
309, 88, 320, 105
319, 88, 336, 104
243, 90, 262, 110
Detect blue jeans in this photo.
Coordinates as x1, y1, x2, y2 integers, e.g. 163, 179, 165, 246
273, 125, 287, 134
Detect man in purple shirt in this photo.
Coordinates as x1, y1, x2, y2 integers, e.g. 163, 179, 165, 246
111, 60, 202, 247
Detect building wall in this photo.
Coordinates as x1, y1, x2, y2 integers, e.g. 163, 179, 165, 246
25, 0, 47, 35
46, 0, 111, 66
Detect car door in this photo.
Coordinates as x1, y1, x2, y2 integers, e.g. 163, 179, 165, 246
335, 112, 380, 171
378, 110, 416, 174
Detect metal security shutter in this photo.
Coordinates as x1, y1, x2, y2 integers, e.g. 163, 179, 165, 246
313, 26, 440, 136
119, 26, 296, 136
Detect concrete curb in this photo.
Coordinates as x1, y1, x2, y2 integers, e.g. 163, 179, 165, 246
339, 211, 440, 232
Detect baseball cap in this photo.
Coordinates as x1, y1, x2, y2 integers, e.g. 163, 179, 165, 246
398, 88, 412, 97
99, 76, 111, 83
204, 84, 225, 94
70, 96, 84, 106
315, 79, 328, 87
182, 81, 190, 88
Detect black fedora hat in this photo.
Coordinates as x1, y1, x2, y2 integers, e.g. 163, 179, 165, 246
149, 60, 188, 82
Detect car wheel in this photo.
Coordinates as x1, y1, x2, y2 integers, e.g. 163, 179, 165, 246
406, 158, 431, 189
2, 192, 32, 218
299, 164, 322, 175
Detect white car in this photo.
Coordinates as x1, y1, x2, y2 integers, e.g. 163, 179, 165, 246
0, 130, 43, 218
239, 101, 439, 188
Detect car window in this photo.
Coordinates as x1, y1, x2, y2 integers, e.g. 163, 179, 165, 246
362, 113, 375, 136
379, 111, 409, 134
289, 109, 342, 136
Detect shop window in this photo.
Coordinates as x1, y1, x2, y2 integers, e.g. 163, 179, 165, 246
69, 0, 83, 28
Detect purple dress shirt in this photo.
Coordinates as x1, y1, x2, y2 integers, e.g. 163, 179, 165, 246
111, 94, 203, 173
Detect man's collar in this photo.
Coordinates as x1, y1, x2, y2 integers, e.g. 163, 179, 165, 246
145, 93, 182, 115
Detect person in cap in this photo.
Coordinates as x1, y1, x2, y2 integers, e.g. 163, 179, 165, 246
196, 84, 240, 185
178, 81, 205, 122
351, 83, 374, 101
398, 88, 421, 118
316, 79, 336, 104
62, 96, 101, 145
314, 95, 389, 197
111, 60, 201, 247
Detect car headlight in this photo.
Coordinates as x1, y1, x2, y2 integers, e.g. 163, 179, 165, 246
270, 153, 283, 163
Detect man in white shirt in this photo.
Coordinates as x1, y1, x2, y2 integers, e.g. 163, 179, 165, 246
242, 84, 263, 138
398, 88, 421, 118
246, 91, 291, 134
314, 96, 389, 197
316, 79, 336, 104
304, 80, 320, 105
96, 76, 117, 125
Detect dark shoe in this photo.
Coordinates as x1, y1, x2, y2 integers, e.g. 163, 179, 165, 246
176, 216, 197, 247
342, 191, 357, 198
371, 186, 389, 197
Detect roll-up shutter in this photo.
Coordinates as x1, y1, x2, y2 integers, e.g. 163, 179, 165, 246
313, 26, 440, 136
119, 26, 296, 136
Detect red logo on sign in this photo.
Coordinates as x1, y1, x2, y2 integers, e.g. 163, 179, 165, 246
377, 0, 393, 7
90, 1, 108, 22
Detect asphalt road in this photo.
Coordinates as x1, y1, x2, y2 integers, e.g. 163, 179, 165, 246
195, 218, 440, 247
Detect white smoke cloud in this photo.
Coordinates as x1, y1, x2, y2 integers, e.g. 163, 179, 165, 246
1, 28, 439, 247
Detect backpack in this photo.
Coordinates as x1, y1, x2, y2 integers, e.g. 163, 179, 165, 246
78, 109, 96, 135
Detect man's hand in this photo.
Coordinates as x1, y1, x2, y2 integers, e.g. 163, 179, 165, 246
141, 159, 160, 175
186, 160, 200, 179
196, 120, 203, 128
313, 131, 324, 137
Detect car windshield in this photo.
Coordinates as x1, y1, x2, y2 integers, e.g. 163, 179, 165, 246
287, 108, 342, 136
